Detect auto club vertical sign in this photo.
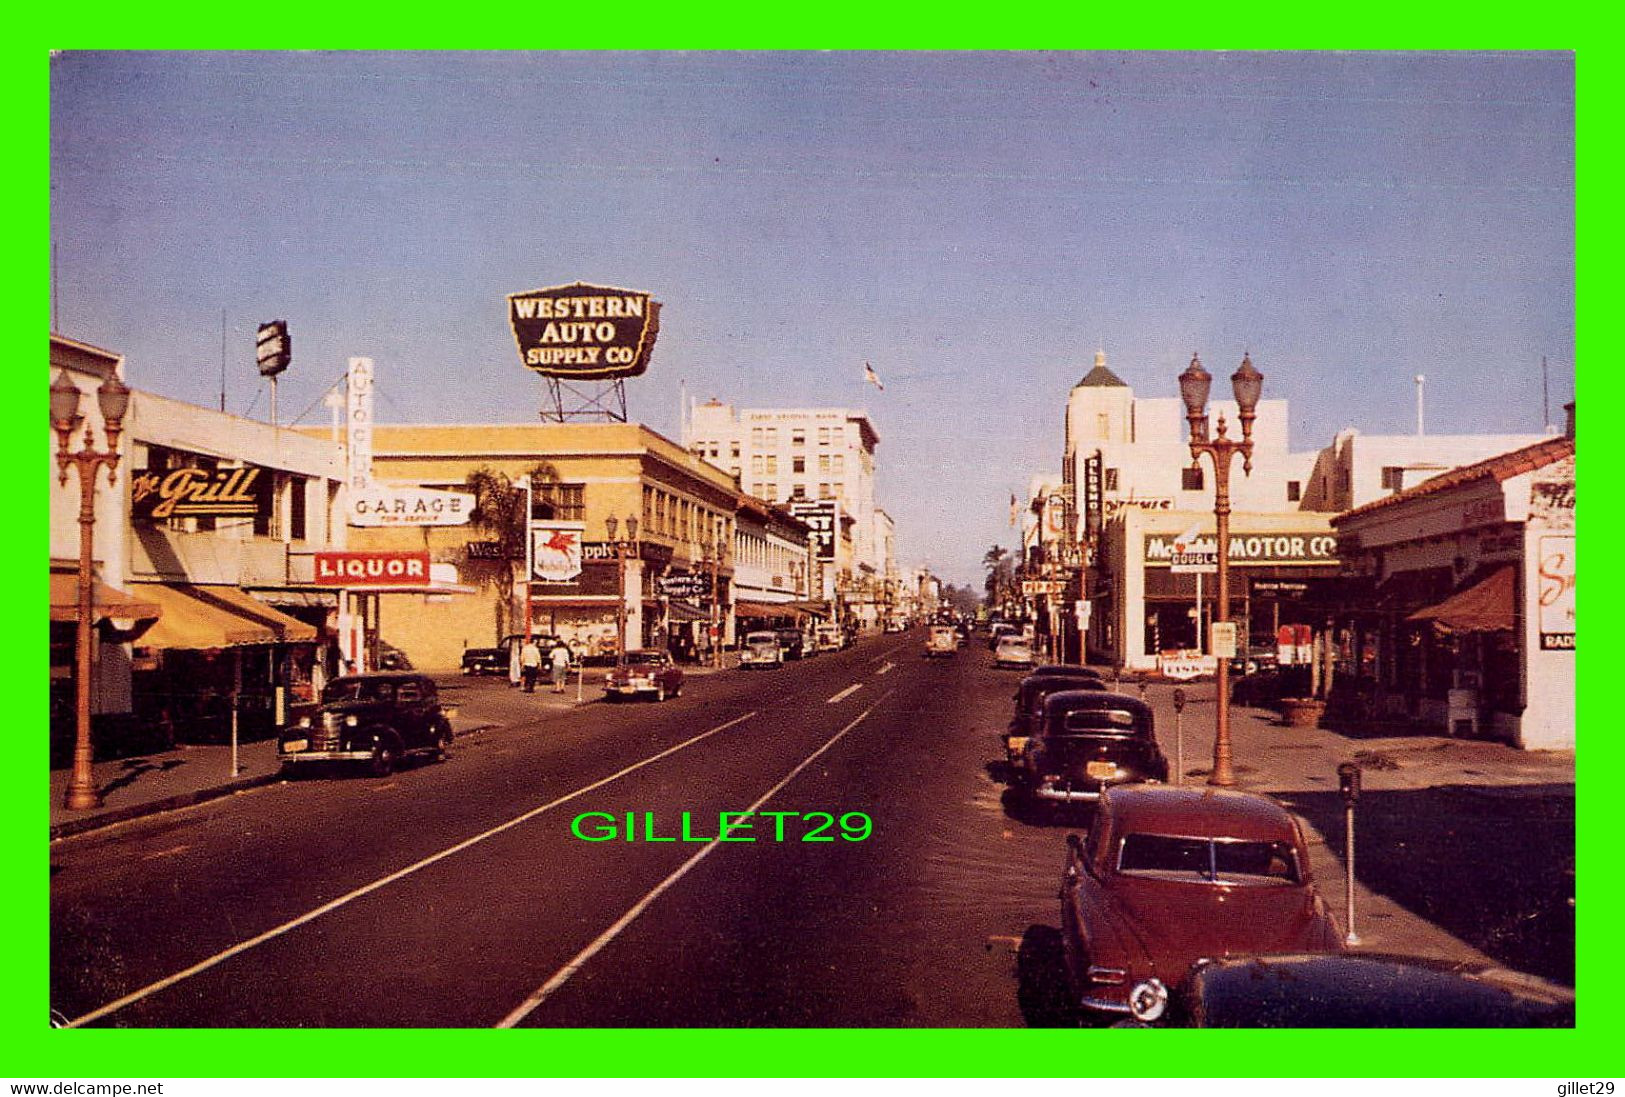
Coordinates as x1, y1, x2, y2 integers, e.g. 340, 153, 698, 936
508, 283, 661, 379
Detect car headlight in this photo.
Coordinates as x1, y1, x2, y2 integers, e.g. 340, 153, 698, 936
1127, 978, 1168, 1023
297, 716, 311, 728
345, 715, 359, 727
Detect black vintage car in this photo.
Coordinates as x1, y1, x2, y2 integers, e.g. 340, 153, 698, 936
1004, 672, 1108, 764
774, 628, 807, 660
1016, 690, 1168, 806
460, 646, 507, 675
278, 672, 454, 777
1138, 953, 1574, 1028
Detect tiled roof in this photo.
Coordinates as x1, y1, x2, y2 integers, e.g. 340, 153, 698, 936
1334, 436, 1575, 525
1074, 363, 1128, 388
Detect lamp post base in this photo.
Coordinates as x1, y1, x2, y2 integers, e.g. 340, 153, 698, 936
63, 778, 103, 811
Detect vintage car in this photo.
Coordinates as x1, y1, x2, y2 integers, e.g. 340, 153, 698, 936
739, 630, 785, 669
1060, 785, 1342, 1022
925, 624, 959, 658
278, 672, 454, 777
460, 645, 506, 676
1017, 691, 1168, 805
814, 623, 849, 652
774, 627, 809, 660
603, 649, 684, 701
1152, 952, 1575, 1028
1003, 673, 1108, 764
1029, 664, 1105, 682
994, 634, 1035, 669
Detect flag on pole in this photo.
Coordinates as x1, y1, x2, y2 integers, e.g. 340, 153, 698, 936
863, 362, 884, 391
1009, 493, 1019, 527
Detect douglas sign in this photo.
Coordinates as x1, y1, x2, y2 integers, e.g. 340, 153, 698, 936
508, 282, 661, 380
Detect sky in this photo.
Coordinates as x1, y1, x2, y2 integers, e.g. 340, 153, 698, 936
49, 51, 1574, 589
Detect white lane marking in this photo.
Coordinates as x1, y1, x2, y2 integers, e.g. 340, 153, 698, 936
496, 694, 891, 1028
875, 661, 894, 676
826, 683, 862, 704
62, 709, 761, 1029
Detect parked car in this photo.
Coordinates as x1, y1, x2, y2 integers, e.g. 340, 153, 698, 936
460, 645, 507, 676
814, 623, 849, 652
994, 634, 1035, 670
1029, 664, 1105, 682
988, 622, 1017, 650
1004, 673, 1108, 764
775, 627, 808, 660
603, 649, 684, 701
1231, 665, 1309, 708
925, 624, 959, 658
739, 630, 785, 669
278, 672, 453, 777
1059, 785, 1342, 1022
1154, 952, 1574, 1028
1017, 690, 1168, 805
883, 618, 907, 633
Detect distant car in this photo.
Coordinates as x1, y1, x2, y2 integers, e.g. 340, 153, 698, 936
883, 618, 907, 633
1059, 785, 1342, 1022
460, 646, 506, 676
988, 622, 1016, 650
739, 630, 785, 669
279, 672, 453, 777
1017, 690, 1168, 806
815, 623, 848, 652
775, 628, 808, 660
994, 634, 1035, 669
925, 624, 959, 658
1157, 953, 1575, 1028
604, 650, 684, 701
377, 645, 413, 671
1004, 673, 1109, 763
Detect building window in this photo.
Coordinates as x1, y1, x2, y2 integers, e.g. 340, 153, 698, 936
765, 483, 777, 500
1104, 467, 1119, 492
792, 455, 805, 474
730, 442, 740, 459
818, 426, 830, 446
792, 429, 805, 446
1381, 466, 1405, 491
751, 454, 764, 475
791, 484, 807, 500
832, 454, 844, 474
765, 428, 779, 447
1097, 413, 1110, 441
254, 471, 276, 537
751, 427, 764, 447
534, 483, 585, 522
833, 481, 844, 499
1286, 480, 1302, 502
819, 482, 832, 499
1182, 466, 1205, 491
289, 475, 308, 541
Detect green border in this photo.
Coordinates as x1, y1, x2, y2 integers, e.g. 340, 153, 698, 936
19, 28, 1604, 1079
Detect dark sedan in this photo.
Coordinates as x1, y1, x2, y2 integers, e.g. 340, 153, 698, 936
603, 649, 684, 701
1004, 673, 1108, 764
278, 672, 454, 777
1017, 691, 1168, 806
1060, 786, 1342, 1022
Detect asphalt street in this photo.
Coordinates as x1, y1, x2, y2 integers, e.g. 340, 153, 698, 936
51, 631, 1085, 1028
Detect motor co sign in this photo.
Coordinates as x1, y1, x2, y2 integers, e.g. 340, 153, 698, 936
315, 551, 431, 587
1146, 531, 1338, 566
508, 282, 661, 379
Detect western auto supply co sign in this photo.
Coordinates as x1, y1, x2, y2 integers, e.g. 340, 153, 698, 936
315, 551, 432, 587
508, 282, 662, 379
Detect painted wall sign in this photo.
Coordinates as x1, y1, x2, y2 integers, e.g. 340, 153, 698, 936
789, 500, 838, 561
130, 465, 271, 522
1538, 534, 1575, 650
531, 521, 587, 582
314, 551, 431, 586
1146, 531, 1338, 566
1104, 497, 1174, 519
349, 486, 475, 527
508, 282, 662, 379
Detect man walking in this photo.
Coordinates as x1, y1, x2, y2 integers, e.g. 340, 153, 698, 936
520, 636, 543, 693
549, 641, 571, 694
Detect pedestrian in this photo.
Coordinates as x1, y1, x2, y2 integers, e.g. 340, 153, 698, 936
520, 637, 543, 693
549, 641, 571, 694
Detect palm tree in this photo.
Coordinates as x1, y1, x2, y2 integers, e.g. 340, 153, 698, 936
982, 544, 1014, 610
462, 462, 560, 641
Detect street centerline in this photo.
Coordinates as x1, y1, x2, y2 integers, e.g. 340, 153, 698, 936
826, 683, 862, 704
496, 692, 892, 1028
61, 709, 761, 1029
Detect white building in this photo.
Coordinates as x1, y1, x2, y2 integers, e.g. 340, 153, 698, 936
729, 494, 817, 643
687, 400, 885, 624
1061, 351, 1549, 671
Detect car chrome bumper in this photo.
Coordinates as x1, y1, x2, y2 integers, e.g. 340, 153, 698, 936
1033, 782, 1105, 803
281, 749, 373, 763
1077, 994, 1132, 1014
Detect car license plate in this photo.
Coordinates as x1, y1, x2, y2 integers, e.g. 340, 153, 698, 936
283, 738, 308, 753
1086, 761, 1117, 779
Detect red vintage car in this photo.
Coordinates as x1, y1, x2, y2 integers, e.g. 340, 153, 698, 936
1059, 785, 1342, 1022
603, 649, 684, 702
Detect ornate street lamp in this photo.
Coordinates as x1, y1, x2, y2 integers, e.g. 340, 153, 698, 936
53, 369, 131, 810
1179, 352, 1263, 787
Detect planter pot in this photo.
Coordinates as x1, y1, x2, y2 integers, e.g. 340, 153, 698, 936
1279, 697, 1326, 729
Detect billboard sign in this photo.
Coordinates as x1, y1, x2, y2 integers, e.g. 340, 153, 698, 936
789, 500, 838, 561
531, 522, 587, 583
508, 282, 661, 379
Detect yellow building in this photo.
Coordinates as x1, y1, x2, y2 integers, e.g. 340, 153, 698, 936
351, 422, 739, 671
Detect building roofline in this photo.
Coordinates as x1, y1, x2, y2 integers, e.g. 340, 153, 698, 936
1333, 436, 1575, 525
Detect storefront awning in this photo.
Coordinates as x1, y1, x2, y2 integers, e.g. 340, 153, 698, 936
734, 599, 798, 619
664, 601, 710, 622
792, 600, 830, 618
133, 583, 318, 649
1376, 566, 1455, 612
49, 573, 161, 624
1407, 565, 1515, 633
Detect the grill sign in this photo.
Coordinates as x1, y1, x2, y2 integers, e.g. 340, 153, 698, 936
130, 466, 271, 522
508, 282, 661, 379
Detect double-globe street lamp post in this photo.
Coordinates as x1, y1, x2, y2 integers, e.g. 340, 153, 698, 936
604, 513, 639, 657
52, 369, 132, 811
1178, 352, 1264, 788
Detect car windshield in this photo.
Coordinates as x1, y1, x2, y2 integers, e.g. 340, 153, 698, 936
1056, 709, 1140, 735
620, 652, 665, 666
746, 633, 778, 645
1118, 834, 1300, 885
999, 638, 1029, 650
322, 679, 397, 704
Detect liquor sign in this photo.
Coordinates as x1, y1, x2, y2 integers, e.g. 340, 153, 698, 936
790, 500, 838, 561
508, 282, 661, 380
315, 551, 431, 587
531, 522, 586, 583
130, 465, 272, 522
349, 486, 475, 527
1083, 451, 1103, 542
1538, 534, 1575, 650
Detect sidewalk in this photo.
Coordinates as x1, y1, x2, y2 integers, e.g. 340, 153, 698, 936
49, 654, 744, 840
1128, 677, 1575, 982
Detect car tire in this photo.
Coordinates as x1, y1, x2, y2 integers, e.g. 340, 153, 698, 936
655, 684, 666, 702
370, 739, 397, 777
435, 724, 453, 763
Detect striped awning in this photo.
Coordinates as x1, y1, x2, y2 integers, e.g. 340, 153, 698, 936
49, 572, 162, 624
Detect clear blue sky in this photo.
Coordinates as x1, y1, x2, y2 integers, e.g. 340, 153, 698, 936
50, 51, 1573, 589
